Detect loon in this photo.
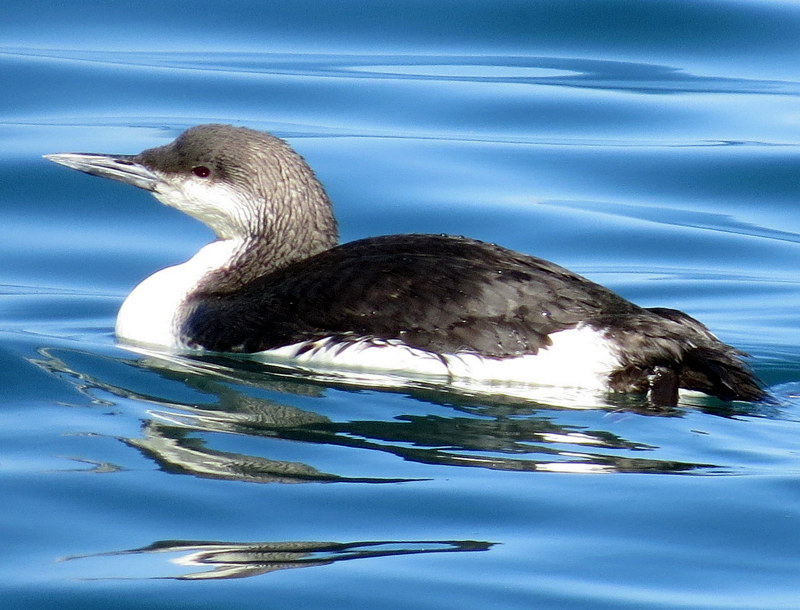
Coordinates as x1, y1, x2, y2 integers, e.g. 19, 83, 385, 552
45, 124, 763, 405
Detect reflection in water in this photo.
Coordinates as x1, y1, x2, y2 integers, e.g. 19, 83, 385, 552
32, 345, 743, 483
65, 538, 493, 580
127, 417, 418, 484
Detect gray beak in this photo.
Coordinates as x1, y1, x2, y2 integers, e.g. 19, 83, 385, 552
44, 153, 161, 192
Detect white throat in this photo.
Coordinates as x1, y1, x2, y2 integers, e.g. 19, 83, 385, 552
115, 239, 242, 349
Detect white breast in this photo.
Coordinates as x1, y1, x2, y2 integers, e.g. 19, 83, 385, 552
115, 239, 242, 348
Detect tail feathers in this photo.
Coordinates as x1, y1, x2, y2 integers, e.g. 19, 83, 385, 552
680, 345, 764, 402
610, 308, 765, 404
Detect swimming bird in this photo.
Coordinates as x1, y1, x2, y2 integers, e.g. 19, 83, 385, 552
45, 124, 763, 405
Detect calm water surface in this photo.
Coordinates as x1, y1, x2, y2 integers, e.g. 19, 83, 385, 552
3, 1, 800, 608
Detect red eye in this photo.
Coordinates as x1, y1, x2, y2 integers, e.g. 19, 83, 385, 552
192, 166, 211, 178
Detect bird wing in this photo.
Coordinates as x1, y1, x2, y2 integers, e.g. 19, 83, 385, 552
180, 234, 638, 356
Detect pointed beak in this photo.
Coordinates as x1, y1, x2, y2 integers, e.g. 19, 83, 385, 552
44, 153, 161, 192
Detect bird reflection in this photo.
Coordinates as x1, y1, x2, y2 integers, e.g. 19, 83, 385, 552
64, 538, 493, 580
127, 416, 418, 484
32, 345, 735, 483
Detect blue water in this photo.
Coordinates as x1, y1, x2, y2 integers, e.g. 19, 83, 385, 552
3, 1, 800, 608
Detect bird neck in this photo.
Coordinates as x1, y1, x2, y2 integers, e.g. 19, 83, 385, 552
199, 173, 339, 292
200, 217, 336, 295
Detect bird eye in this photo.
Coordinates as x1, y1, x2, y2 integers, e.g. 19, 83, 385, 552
192, 166, 211, 178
